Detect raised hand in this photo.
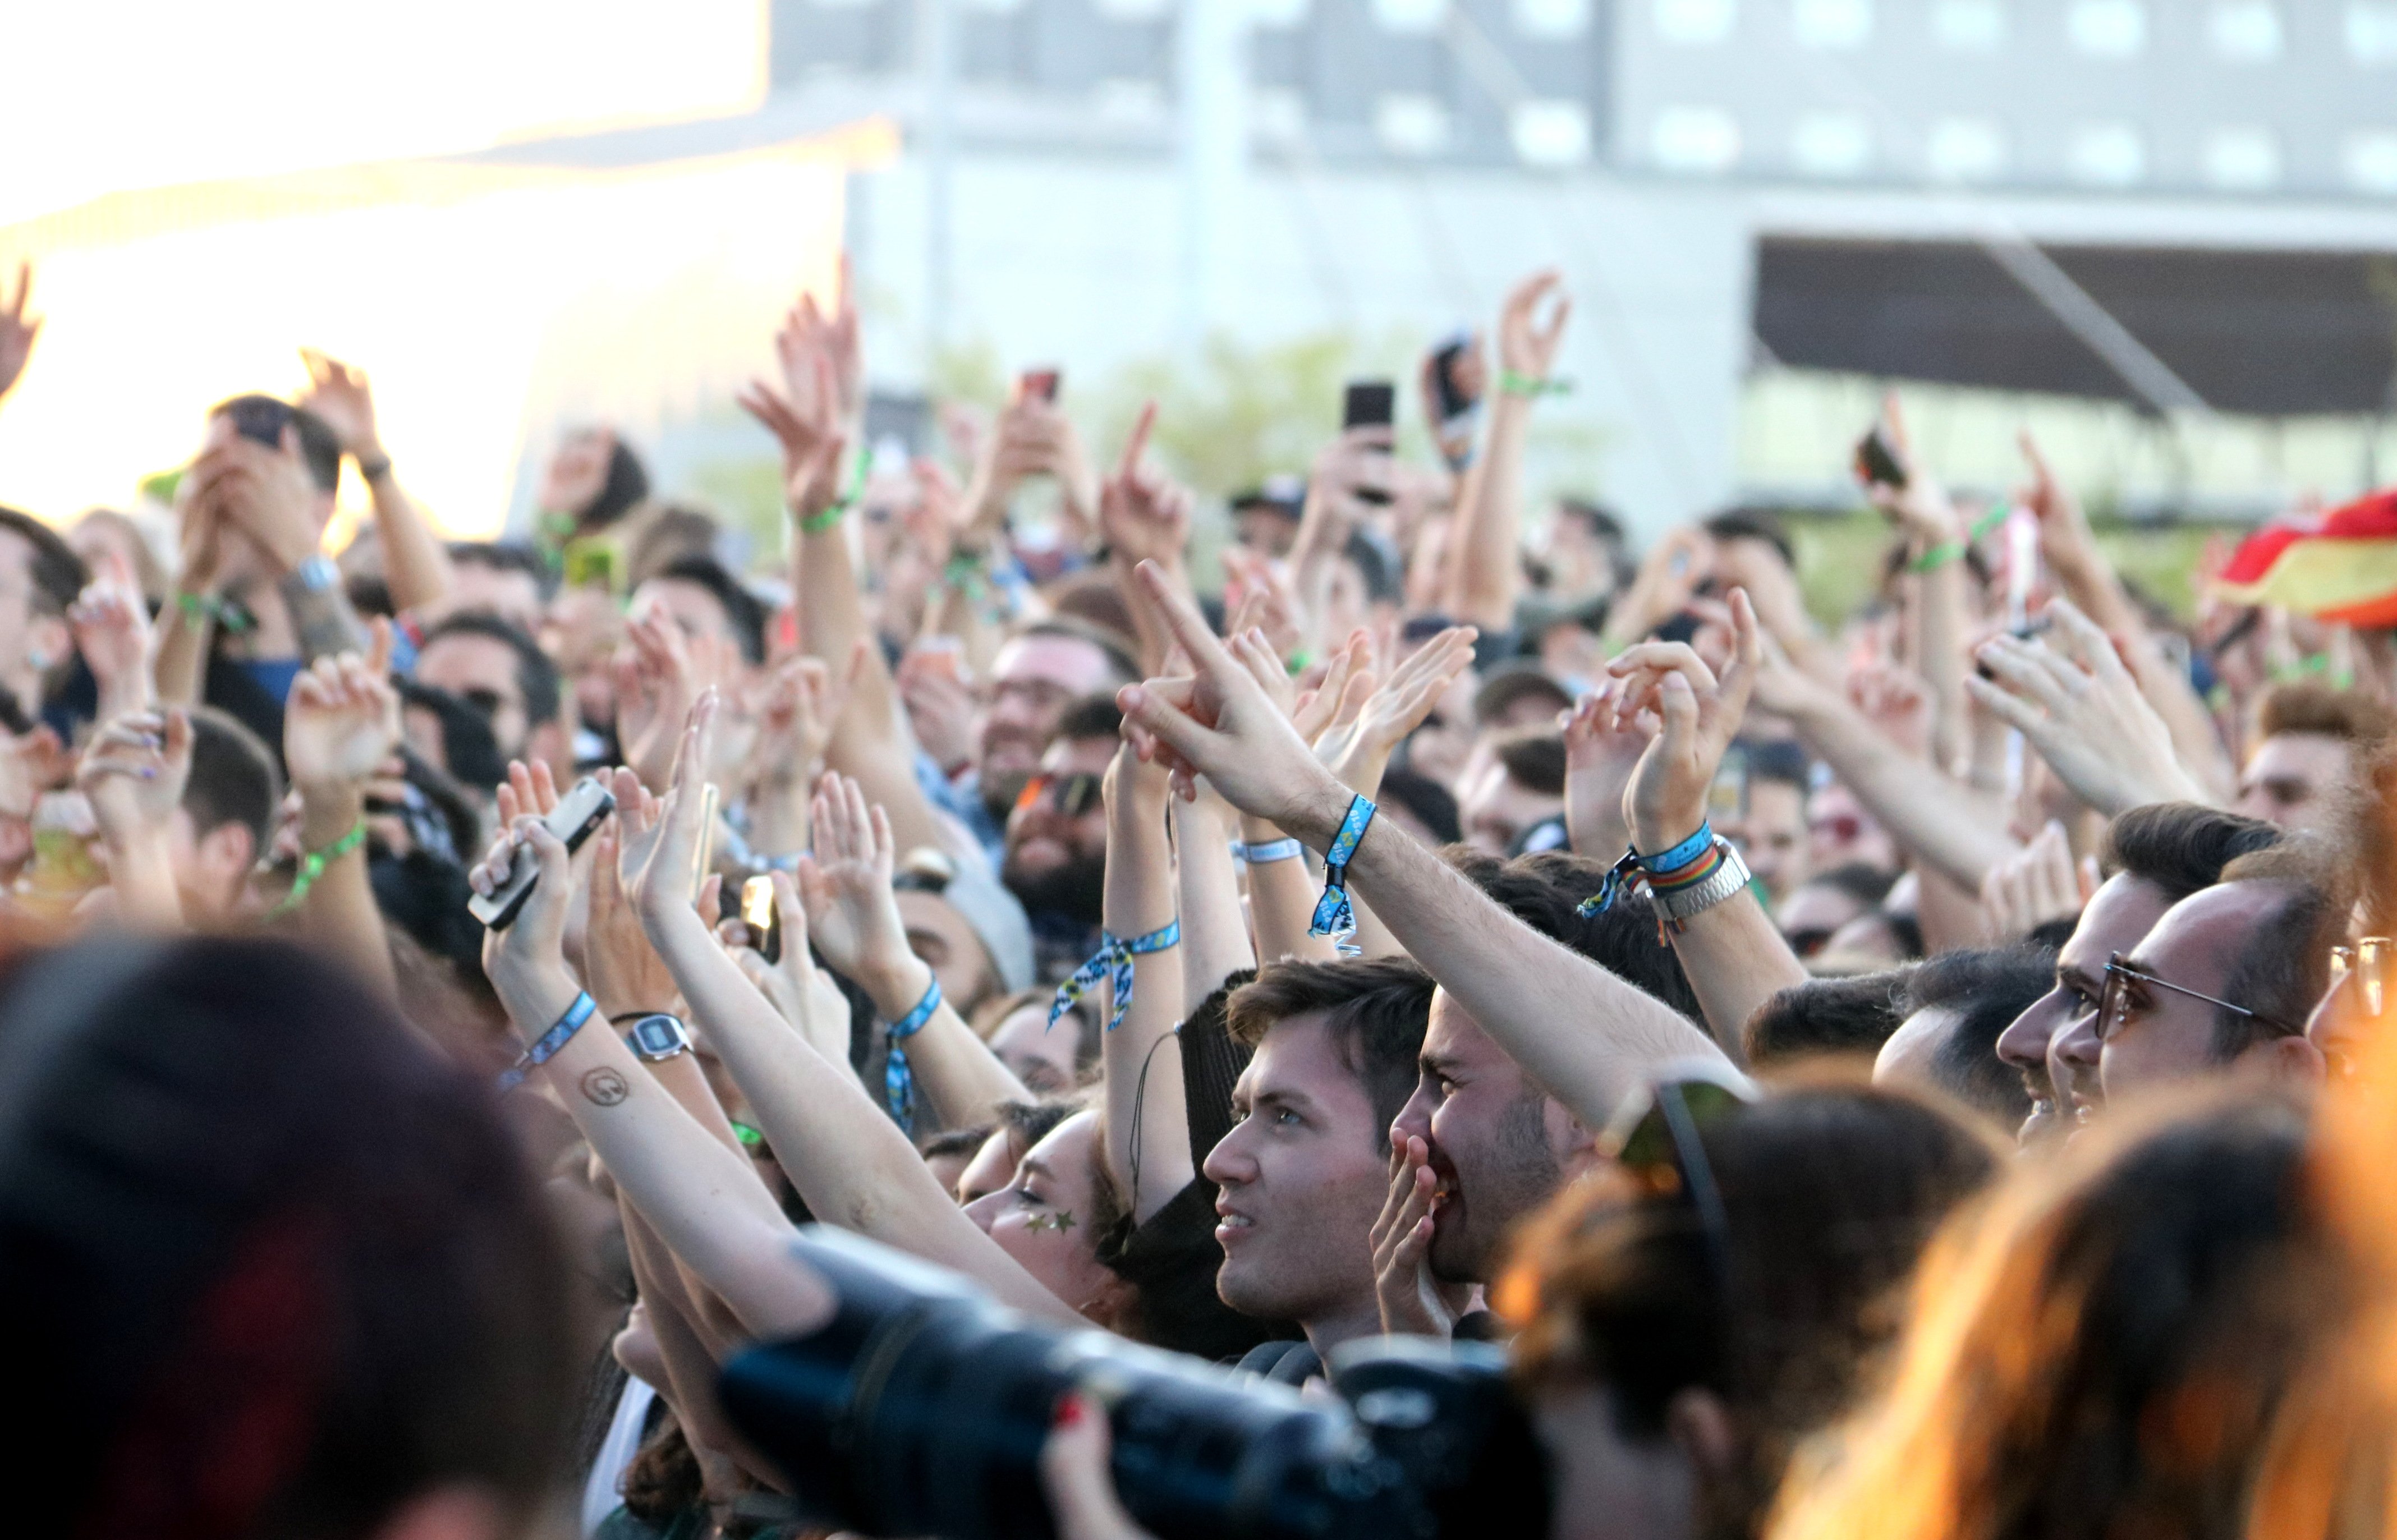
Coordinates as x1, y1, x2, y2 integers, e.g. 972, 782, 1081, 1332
68, 550, 155, 717
1221, 548, 1307, 664
749, 647, 859, 794
1981, 819, 2095, 941
1860, 393, 1962, 548
283, 622, 400, 798
795, 772, 914, 995
1301, 428, 1394, 550
1325, 624, 1477, 797
474, 811, 581, 1006
2017, 429, 2102, 583
1964, 600, 2211, 817
1602, 526, 1712, 648
1370, 1132, 1472, 1337
1496, 268, 1572, 382
1561, 680, 1651, 861
1847, 660, 1934, 760
772, 259, 862, 427
586, 816, 681, 1019
615, 600, 700, 791
723, 870, 853, 1064
0, 261, 38, 402
296, 348, 382, 460
737, 349, 848, 523
205, 426, 324, 577
1605, 589, 1763, 851
76, 708, 194, 842
1096, 403, 1190, 569
615, 691, 719, 926
1292, 631, 1376, 751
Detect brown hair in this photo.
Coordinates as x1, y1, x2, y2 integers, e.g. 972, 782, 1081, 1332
1226, 956, 1434, 1139
2257, 681, 2395, 748
1503, 1075, 2002, 1537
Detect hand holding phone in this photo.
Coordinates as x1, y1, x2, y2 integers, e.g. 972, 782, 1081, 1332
469, 776, 617, 930
742, 874, 783, 964
1342, 381, 1397, 506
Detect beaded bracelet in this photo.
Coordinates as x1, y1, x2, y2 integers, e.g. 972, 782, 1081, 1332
1310, 796, 1377, 936
498, 991, 596, 1092
1051, 918, 1181, 1035
267, 820, 368, 919
883, 974, 945, 1133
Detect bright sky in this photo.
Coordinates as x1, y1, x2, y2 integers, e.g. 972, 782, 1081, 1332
0, 1, 885, 540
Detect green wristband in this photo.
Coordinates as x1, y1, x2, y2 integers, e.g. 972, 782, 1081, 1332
1907, 540, 1966, 574
1498, 369, 1571, 398
267, 819, 369, 920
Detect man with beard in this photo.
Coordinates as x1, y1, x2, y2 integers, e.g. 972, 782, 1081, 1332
1000, 693, 1124, 978
942, 622, 1136, 861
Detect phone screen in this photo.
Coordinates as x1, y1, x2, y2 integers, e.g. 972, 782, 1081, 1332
1342, 381, 1397, 433
229, 397, 293, 449
1021, 368, 1061, 404
742, 875, 782, 965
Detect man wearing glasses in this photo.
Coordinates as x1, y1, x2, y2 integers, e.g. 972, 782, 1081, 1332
2050, 848, 2336, 1113
999, 694, 1123, 980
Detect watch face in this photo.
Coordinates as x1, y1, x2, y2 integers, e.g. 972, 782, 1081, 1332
628, 1014, 688, 1059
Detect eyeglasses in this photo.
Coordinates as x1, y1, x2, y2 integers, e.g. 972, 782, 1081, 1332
2098, 953, 2304, 1044
2331, 937, 2390, 1018
1601, 1068, 1759, 1293
1014, 771, 1104, 819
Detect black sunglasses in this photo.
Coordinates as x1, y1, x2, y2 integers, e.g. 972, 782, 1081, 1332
1602, 1072, 1758, 1292
2098, 952, 2304, 1044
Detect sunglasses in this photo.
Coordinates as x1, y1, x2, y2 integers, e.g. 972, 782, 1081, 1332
2098, 953, 2304, 1044
1601, 1071, 1759, 1292
1015, 770, 1105, 819
2331, 936, 2391, 1018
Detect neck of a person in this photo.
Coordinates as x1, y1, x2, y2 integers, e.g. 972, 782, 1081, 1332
1302, 1294, 1388, 1363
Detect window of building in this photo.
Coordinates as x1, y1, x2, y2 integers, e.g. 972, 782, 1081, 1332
2210, 1, 2283, 61
1250, 88, 1308, 143
2203, 126, 2283, 188
2068, 122, 2146, 184
2347, 130, 2397, 191
2067, 0, 2146, 56
2350, 2, 2397, 63
1651, 105, 1742, 172
1516, 0, 1592, 36
1792, 111, 1872, 176
1093, 79, 1167, 124
1377, 94, 1454, 154
1793, 0, 1870, 47
1373, 0, 1450, 31
1513, 100, 1594, 164
1932, 0, 2006, 49
1655, 0, 1737, 44
1927, 117, 2008, 181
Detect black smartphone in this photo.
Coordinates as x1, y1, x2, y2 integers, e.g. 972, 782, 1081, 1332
467, 777, 617, 931
229, 396, 293, 449
1429, 337, 1475, 428
1020, 368, 1061, 404
1855, 424, 1908, 491
742, 875, 783, 966
1342, 380, 1397, 507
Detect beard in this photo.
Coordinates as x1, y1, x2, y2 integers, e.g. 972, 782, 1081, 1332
1429, 1091, 1565, 1284
1002, 845, 1107, 925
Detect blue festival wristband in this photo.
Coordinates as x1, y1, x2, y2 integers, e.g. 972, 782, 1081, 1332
499, 991, 596, 1091
1638, 821, 1714, 877
883, 975, 945, 1134
1310, 796, 1377, 937
1051, 918, 1182, 1035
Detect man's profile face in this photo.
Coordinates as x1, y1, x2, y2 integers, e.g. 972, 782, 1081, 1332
2100, 881, 2285, 1102
1388, 990, 1573, 1284
1729, 779, 1810, 900
414, 632, 530, 761
2235, 732, 2351, 831
2012, 874, 2173, 1134
1204, 1014, 1392, 1326
978, 635, 1115, 801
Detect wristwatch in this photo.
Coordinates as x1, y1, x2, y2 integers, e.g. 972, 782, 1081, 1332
621, 1013, 694, 1062
1648, 839, 1755, 924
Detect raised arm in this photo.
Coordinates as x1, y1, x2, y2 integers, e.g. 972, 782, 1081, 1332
0, 260, 39, 410
474, 799, 833, 1341
1866, 397, 1971, 774
1172, 787, 1254, 1013
798, 770, 1030, 1133
277, 622, 402, 997
299, 350, 453, 615
1445, 270, 1571, 632
68, 555, 155, 723
75, 706, 192, 930
1096, 405, 1194, 674
610, 712, 1078, 1324
1095, 738, 1191, 1222
1114, 563, 1731, 1131
1604, 595, 1809, 1062
209, 429, 368, 663
738, 280, 946, 858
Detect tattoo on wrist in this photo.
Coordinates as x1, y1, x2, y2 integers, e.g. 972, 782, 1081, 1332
581, 1066, 631, 1106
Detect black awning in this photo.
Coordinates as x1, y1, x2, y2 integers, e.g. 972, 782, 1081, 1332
1753, 236, 2397, 417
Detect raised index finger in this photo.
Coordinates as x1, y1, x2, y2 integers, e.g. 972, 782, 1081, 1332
1117, 401, 1158, 482
1132, 560, 1234, 675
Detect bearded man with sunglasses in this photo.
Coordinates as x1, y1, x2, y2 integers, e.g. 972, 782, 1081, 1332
1000, 693, 1122, 979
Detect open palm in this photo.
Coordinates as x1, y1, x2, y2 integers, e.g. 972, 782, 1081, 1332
796, 772, 909, 983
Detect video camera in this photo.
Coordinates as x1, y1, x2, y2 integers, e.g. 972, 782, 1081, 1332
719, 1226, 1550, 1540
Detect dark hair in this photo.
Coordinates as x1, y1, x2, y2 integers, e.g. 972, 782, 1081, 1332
1493, 730, 1567, 797
625, 505, 719, 587
1379, 769, 1463, 845
2103, 802, 2281, 904
1901, 946, 2055, 1126
183, 705, 282, 853
0, 504, 90, 616
1746, 970, 1912, 1065
1803, 861, 1899, 908
1054, 692, 1126, 744
650, 556, 768, 666
1556, 498, 1625, 544
1701, 507, 1797, 570
1506, 1079, 2002, 1536
919, 1123, 996, 1163
208, 396, 343, 493
417, 612, 564, 731
1445, 847, 1703, 1020
395, 678, 507, 793
1020, 618, 1141, 690
2212, 853, 2344, 1059
1339, 528, 1404, 606
2255, 680, 2394, 747
1226, 956, 1435, 1138
0, 936, 578, 1538
590, 435, 651, 530
1746, 737, 1812, 791
447, 540, 554, 596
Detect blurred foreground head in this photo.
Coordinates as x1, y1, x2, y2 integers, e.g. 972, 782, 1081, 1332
0, 936, 577, 1540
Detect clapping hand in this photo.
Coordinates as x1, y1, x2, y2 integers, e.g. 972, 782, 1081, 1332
1605, 590, 1762, 851
296, 348, 383, 462
796, 772, 916, 999
283, 621, 401, 802
1560, 681, 1651, 861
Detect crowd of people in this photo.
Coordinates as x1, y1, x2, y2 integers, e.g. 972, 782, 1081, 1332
7, 248, 2397, 1540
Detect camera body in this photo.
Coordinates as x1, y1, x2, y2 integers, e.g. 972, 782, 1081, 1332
719, 1227, 1548, 1540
